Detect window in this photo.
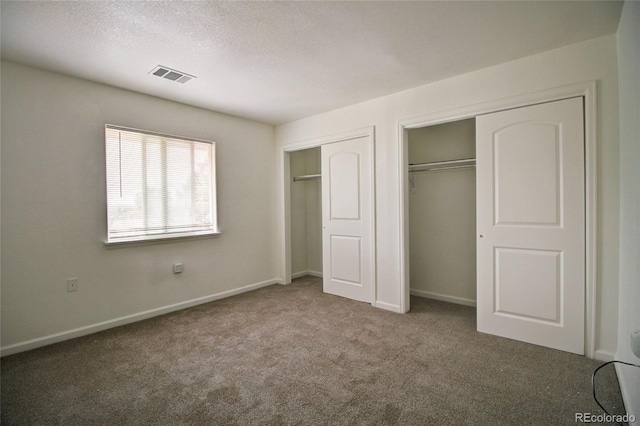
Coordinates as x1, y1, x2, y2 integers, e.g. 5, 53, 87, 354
105, 125, 218, 244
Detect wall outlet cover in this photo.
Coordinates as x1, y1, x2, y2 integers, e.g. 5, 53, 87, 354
67, 278, 78, 292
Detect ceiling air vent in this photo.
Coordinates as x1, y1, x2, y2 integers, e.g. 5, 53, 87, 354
149, 65, 196, 84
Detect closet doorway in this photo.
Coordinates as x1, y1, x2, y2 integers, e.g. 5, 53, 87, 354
408, 119, 477, 307
284, 129, 376, 304
290, 147, 323, 280
399, 83, 597, 357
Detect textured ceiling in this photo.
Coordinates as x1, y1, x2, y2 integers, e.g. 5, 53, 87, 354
1, 1, 623, 124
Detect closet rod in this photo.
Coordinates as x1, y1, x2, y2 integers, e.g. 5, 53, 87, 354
293, 173, 321, 182
409, 158, 475, 173
411, 164, 475, 172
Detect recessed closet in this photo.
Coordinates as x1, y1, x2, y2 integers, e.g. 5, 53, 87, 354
408, 118, 477, 306
405, 96, 587, 355
289, 147, 322, 278
286, 132, 375, 302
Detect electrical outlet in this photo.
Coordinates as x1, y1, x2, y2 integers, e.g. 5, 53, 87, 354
631, 329, 640, 359
173, 262, 183, 274
67, 278, 78, 292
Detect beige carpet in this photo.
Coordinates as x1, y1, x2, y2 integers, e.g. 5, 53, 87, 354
1, 276, 625, 425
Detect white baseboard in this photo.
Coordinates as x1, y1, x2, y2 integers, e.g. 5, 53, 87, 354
593, 349, 616, 362
410, 288, 477, 307
291, 270, 323, 279
1, 278, 279, 357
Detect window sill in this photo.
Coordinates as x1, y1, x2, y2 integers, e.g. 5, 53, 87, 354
104, 230, 221, 248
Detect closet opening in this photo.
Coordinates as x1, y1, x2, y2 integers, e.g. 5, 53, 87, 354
289, 147, 323, 280
400, 85, 597, 356
407, 118, 477, 307
282, 128, 375, 302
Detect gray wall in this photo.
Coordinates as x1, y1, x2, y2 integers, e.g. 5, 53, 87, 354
1, 61, 277, 353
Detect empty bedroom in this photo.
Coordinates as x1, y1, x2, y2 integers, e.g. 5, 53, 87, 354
1, 1, 639, 424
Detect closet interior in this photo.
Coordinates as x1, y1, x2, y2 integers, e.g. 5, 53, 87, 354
290, 147, 323, 278
408, 118, 477, 306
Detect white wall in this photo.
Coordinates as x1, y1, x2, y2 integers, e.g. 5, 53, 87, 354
0, 61, 277, 354
616, 0, 640, 417
408, 120, 476, 305
276, 35, 620, 358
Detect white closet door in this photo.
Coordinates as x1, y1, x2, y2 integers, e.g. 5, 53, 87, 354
322, 136, 374, 303
476, 97, 585, 354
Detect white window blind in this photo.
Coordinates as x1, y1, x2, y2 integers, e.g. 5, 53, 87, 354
105, 125, 218, 244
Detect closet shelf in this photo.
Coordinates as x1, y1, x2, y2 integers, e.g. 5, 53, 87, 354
409, 158, 476, 173
293, 173, 321, 182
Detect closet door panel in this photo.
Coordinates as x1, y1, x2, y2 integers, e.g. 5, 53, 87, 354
330, 235, 362, 284
494, 124, 561, 226
322, 136, 374, 303
328, 152, 361, 220
494, 247, 561, 322
476, 97, 585, 355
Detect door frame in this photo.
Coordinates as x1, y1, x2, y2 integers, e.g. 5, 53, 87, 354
397, 81, 597, 358
280, 126, 376, 304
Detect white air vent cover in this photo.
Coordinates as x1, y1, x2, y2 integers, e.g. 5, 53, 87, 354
149, 66, 196, 84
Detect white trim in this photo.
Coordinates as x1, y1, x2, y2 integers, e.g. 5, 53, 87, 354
282, 151, 292, 285
398, 81, 597, 358
583, 81, 598, 362
400, 81, 596, 129
368, 131, 377, 306
105, 123, 213, 145
104, 230, 221, 247
281, 126, 375, 153
373, 300, 403, 313
594, 350, 616, 362
0, 278, 278, 357
399, 126, 411, 313
281, 127, 377, 305
410, 289, 477, 307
